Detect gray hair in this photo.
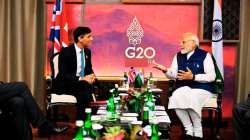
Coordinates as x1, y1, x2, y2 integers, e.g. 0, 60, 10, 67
191, 35, 199, 47
183, 32, 199, 47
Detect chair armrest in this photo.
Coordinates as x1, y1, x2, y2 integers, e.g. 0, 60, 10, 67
214, 79, 224, 101
247, 92, 250, 101
91, 82, 100, 101
168, 80, 175, 97
45, 78, 53, 102
46, 78, 52, 91
214, 79, 224, 110
215, 79, 224, 93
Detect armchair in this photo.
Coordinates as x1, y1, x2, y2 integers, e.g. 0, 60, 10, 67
167, 56, 224, 140
46, 53, 106, 120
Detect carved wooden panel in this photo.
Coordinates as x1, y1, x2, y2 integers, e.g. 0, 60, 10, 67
203, 0, 240, 41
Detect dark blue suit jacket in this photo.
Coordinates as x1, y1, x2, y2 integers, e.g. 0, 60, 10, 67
55, 43, 94, 82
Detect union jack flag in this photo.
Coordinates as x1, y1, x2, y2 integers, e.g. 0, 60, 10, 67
49, 0, 69, 52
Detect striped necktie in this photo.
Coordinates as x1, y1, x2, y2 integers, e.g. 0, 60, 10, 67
79, 49, 85, 77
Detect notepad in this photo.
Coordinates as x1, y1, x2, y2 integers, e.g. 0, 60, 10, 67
154, 111, 168, 116
155, 105, 165, 110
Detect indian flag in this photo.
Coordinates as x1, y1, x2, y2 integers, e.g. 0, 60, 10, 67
134, 71, 144, 88
212, 0, 224, 80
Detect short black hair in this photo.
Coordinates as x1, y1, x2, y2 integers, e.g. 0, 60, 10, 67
73, 26, 92, 43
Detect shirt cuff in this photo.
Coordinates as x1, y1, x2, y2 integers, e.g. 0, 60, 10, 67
192, 74, 195, 81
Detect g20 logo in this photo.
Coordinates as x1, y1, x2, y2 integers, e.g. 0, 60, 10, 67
125, 47, 156, 59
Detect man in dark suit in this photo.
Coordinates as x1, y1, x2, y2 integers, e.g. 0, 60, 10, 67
55, 26, 95, 123
0, 81, 68, 140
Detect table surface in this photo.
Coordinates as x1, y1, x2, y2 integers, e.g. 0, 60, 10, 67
91, 105, 171, 139
110, 87, 163, 94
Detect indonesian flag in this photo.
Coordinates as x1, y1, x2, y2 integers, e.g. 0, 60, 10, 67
128, 67, 136, 83
212, 0, 224, 80
49, 0, 69, 53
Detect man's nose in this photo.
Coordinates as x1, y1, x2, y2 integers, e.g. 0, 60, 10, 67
179, 42, 183, 46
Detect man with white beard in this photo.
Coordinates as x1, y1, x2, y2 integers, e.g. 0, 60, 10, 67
152, 32, 216, 140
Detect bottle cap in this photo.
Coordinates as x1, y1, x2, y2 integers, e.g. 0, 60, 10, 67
76, 120, 83, 127
85, 108, 92, 113
115, 84, 119, 88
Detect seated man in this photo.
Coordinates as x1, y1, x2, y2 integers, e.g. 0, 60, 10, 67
233, 93, 250, 140
152, 32, 216, 140
54, 26, 96, 125
0, 81, 68, 140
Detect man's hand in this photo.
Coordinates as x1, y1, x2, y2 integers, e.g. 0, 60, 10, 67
79, 74, 96, 84
152, 60, 167, 73
177, 68, 194, 80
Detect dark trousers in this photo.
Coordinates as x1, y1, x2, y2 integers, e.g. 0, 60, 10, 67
0, 82, 46, 128
54, 80, 93, 120
233, 98, 250, 140
0, 96, 33, 140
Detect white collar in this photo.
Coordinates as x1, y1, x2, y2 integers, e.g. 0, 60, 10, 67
74, 43, 82, 53
187, 49, 195, 59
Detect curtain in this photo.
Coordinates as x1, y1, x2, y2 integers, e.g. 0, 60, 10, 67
0, 0, 46, 109
236, 0, 250, 102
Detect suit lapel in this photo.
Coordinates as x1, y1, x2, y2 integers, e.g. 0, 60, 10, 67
84, 48, 88, 60
70, 45, 77, 74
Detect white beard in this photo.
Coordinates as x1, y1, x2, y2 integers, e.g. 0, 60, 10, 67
181, 47, 194, 54
181, 49, 189, 54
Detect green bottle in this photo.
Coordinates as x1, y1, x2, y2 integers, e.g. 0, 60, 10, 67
83, 108, 96, 138
146, 89, 155, 111
106, 94, 117, 120
142, 107, 149, 127
123, 72, 128, 88
73, 121, 84, 140
107, 94, 116, 112
150, 120, 159, 140
147, 72, 154, 87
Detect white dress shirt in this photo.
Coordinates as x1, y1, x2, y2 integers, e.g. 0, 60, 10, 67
167, 49, 216, 117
